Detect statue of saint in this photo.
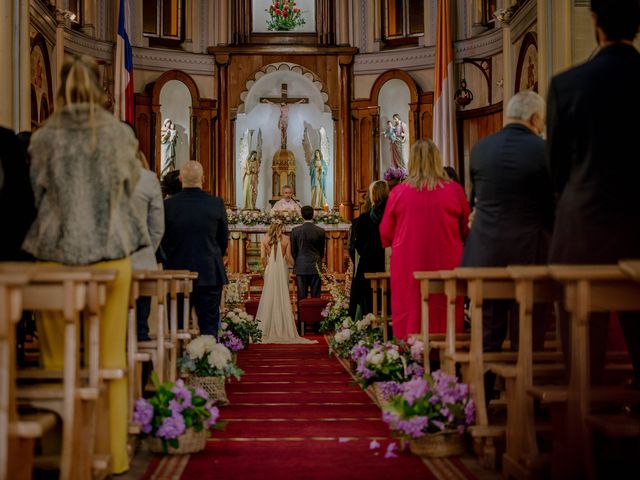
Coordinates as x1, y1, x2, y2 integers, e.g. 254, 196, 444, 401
386, 113, 407, 169
303, 123, 330, 209
242, 150, 261, 210
309, 149, 328, 209
160, 118, 178, 177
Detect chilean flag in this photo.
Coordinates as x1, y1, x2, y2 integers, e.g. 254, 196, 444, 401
433, 0, 457, 167
115, 0, 134, 125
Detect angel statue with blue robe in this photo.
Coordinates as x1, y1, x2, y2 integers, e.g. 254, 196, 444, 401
303, 123, 330, 209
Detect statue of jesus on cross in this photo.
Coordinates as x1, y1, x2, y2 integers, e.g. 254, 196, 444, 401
261, 83, 309, 150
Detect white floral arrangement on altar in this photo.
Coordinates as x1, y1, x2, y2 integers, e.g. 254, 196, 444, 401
227, 209, 346, 226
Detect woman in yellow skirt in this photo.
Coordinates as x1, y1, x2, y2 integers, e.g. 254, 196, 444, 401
22, 56, 149, 474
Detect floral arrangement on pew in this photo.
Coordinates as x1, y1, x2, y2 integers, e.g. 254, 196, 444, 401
178, 335, 244, 406
133, 374, 223, 454
224, 275, 250, 307
318, 265, 351, 333
381, 371, 475, 458
220, 308, 263, 349
328, 314, 383, 358
266, 0, 305, 31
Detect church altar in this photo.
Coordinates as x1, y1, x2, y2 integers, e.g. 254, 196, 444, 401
226, 223, 351, 274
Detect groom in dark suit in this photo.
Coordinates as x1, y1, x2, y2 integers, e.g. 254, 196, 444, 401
291, 206, 326, 300
162, 161, 228, 335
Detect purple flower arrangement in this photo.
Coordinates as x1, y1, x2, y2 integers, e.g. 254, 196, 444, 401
383, 166, 408, 182
350, 338, 422, 388
221, 331, 244, 352
133, 375, 223, 451
381, 370, 475, 438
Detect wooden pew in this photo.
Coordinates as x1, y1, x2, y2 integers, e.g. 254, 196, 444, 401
1, 265, 101, 479
414, 270, 470, 374
137, 271, 174, 383
486, 266, 559, 479
364, 272, 391, 341
546, 265, 640, 479
0, 271, 34, 480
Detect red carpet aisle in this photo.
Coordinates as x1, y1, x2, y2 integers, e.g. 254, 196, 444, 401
141, 336, 479, 480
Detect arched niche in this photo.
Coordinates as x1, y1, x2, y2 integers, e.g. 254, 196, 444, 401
135, 70, 217, 192
351, 69, 432, 214
234, 63, 334, 210
30, 32, 54, 130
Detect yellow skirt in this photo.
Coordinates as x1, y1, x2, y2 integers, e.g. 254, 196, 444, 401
37, 257, 131, 474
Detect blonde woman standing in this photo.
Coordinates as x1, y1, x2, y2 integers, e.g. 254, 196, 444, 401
256, 220, 316, 344
379, 139, 470, 340
22, 56, 148, 474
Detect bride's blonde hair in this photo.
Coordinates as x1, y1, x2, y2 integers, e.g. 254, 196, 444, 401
267, 221, 284, 249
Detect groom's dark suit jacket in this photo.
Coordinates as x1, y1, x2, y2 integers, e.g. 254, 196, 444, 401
291, 221, 326, 275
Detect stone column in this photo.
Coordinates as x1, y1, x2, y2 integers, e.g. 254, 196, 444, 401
536, 0, 549, 100
501, 20, 513, 115
338, 0, 349, 46
0, 1, 14, 127
18, 0, 29, 131
218, 0, 228, 46
82, 0, 96, 36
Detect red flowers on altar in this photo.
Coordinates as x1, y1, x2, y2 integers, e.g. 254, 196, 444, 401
266, 0, 305, 31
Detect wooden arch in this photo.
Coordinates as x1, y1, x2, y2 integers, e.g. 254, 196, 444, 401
134, 70, 217, 191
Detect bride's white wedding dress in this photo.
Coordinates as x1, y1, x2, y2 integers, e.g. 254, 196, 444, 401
257, 240, 317, 344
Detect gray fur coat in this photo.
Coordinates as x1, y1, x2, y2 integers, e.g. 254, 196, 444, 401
22, 104, 149, 265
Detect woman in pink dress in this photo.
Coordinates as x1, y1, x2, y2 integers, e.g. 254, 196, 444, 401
380, 139, 470, 340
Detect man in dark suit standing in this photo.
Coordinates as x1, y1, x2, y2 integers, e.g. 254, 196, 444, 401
0, 127, 36, 261
291, 206, 326, 300
547, 0, 640, 387
462, 91, 555, 357
162, 161, 228, 336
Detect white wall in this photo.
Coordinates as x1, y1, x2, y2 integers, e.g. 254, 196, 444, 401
159, 80, 192, 169
378, 79, 411, 176
235, 68, 334, 210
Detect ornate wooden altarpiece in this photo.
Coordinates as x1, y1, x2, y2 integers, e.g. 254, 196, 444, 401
212, 0, 354, 274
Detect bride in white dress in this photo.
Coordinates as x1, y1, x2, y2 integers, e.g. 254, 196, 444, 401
256, 221, 317, 344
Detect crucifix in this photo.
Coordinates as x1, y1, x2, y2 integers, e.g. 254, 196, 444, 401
260, 83, 309, 149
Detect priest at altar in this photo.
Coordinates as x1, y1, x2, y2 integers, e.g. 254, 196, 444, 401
271, 185, 301, 215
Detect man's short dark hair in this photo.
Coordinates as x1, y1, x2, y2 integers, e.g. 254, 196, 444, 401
301, 206, 314, 220
162, 170, 182, 197
591, 0, 640, 41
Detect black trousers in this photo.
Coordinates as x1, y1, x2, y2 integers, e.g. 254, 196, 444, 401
483, 299, 551, 401
136, 296, 152, 341
558, 308, 640, 384
296, 274, 321, 301
191, 285, 223, 336
482, 300, 551, 353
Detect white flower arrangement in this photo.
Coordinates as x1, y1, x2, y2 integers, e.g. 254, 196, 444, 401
334, 328, 352, 344
355, 313, 375, 332
178, 335, 243, 380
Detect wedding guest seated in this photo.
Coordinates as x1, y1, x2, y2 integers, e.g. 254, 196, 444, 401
348, 181, 388, 319
380, 139, 470, 340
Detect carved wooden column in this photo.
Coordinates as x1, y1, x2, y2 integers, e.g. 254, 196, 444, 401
338, 54, 354, 219
193, 98, 217, 192
214, 54, 231, 202
418, 92, 434, 140
351, 102, 378, 214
